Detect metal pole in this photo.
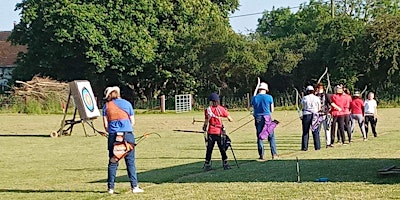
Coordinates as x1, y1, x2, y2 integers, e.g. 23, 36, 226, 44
296, 157, 301, 183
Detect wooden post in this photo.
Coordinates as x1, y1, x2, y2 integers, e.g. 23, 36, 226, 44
160, 95, 165, 113
246, 93, 250, 109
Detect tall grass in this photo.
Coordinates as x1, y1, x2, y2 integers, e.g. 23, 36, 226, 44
1, 93, 68, 114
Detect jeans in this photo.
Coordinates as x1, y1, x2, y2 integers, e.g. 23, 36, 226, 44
318, 115, 331, 146
107, 132, 138, 189
301, 114, 321, 150
255, 115, 277, 158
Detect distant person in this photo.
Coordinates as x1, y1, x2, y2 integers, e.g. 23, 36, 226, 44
102, 86, 144, 194
251, 82, 278, 160
330, 85, 347, 146
350, 91, 367, 141
315, 83, 332, 148
364, 91, 378, 137
343, 87, 353, 143
301, 85, 322, 151
203, 93, 233, 171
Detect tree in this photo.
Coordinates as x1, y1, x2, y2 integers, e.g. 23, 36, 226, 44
9, 0, 238, 99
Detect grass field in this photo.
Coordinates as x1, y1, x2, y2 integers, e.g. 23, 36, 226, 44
0, 108, 400, 200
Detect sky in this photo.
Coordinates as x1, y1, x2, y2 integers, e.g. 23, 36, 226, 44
0, 0, 307, 33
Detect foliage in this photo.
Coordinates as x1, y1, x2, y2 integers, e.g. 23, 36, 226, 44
7, 0, 400, 102
9, 0, 239, 100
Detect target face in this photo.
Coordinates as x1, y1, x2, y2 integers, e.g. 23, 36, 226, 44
81, 87, 95, 112
69, 80, 100, 119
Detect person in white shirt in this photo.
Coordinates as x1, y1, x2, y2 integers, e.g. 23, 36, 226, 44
301, 85, 322, 151
364, 92, 378, 137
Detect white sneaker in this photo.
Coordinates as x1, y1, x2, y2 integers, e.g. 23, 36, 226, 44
108, 189, 114, 194
132, 186, 144, 193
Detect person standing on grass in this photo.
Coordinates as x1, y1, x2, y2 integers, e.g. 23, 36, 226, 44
350, 91, 367, 141
343, 87, 353, 143
364, 91, 378, 138
251, 82, 278, 160
301, 85, 322, 151
315, 83, 332, 148
102, 86, 143, 194
329, 85, 347, 146
203, 93, 233, 171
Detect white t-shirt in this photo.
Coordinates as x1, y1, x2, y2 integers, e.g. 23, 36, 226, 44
302, 94, 321, 114
364, 99, 377, 115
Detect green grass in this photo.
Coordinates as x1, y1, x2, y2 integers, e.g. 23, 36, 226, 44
0, 109, 400, 199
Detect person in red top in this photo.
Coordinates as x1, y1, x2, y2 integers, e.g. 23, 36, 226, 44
330, 85, 349, 146
350, 91, 367, 141
202, 93, 233, 171
343, 87, 353, 143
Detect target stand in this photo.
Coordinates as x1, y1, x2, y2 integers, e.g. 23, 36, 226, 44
51, 80, 101, 138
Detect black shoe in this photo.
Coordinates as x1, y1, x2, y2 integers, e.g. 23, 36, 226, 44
204, 164, 212, 171
223, 163, 231, 170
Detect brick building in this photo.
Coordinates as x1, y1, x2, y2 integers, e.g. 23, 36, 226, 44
0, 31, 26, 92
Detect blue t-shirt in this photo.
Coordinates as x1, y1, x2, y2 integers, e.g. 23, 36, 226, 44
251, 94, 274, 116
102, 98, 134, 133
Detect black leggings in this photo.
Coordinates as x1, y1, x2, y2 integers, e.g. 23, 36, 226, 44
331, 116, 345, 144
205, 134, 227, 162
365, 115, 377, 137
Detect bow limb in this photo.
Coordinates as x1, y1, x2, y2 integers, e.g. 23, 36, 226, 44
135, 132, 161, 145
361, 85, 368, 95
294, 88, 302, 119
317, 67, 328, 84
253, 77, 261, 97
326, 73, 332, 93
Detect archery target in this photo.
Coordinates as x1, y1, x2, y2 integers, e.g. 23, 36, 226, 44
69, 80, 100, 119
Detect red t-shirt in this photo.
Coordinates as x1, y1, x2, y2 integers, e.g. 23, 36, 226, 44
350, 98, 364, 115
204, 105, 229, 135
330, 94, 349, 116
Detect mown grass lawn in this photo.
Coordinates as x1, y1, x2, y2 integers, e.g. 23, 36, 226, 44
0, 108, 399, 199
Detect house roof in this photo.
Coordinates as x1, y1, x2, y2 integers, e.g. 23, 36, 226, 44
0, 31, 26, 67
0, 31, 11, 41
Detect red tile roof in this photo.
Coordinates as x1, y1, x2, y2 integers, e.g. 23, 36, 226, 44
0, 31, 26, 67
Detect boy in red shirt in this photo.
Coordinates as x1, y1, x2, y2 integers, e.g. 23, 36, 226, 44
203, 93, 233, 171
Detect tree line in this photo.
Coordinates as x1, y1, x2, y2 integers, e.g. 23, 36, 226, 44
8, 0, 400, 104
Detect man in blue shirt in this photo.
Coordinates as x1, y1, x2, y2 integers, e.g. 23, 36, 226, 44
251, 82, 278, 161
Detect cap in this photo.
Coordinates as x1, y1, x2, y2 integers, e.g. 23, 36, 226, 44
258, 82, 269, 91
306, 85, 314, 91
335, 85, 343, 93
208, 93, 219, 101
104, 86, 120, 99
353, 91, 361, 97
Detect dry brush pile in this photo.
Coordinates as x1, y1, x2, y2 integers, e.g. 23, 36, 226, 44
12, 76, 69, 106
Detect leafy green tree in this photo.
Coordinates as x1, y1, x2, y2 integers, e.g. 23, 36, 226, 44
9, 0, 239, 100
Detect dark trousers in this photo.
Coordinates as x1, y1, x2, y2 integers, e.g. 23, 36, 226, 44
365, 115, 377, 137
205, 134, 227, 162
344, 114, 352, 142
301, 114, 321, 150
331, 115, 345, 144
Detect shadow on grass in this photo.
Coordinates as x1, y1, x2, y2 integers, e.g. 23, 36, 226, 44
0, 134, 50, 138
93, 158, 400, 185
0, 189, 104, 193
